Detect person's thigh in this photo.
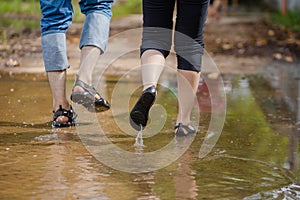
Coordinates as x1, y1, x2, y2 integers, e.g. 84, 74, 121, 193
141, 0, 176, 57
143, 0, 175, 28
40, 0, 73, 35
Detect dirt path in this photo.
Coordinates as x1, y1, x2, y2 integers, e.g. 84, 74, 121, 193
0, 13, 299, 75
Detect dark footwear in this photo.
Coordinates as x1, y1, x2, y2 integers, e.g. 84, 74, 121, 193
70, 79, 110, 112
174, 123, 196, 137
52, 105, 78, 128
130, 86, 156, 130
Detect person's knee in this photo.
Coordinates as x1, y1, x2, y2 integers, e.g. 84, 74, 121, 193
79, 12, 111, 52
176, 45, 203, 73
40, 0, 73, 34
79, 0, 114, 17
141, 27, 173, 58
140, 48, 169, 58
177, 55, 202, 73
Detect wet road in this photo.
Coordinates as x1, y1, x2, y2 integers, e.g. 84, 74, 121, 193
0, 69, 299, 199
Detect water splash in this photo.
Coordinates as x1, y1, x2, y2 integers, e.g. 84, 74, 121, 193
34, 133, 58, 142
134, 125, 145, 150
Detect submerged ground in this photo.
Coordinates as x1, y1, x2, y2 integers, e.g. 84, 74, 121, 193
0, 12, 300, 199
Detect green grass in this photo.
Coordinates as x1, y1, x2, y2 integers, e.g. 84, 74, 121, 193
112, 0, 142, 18
0, 0, 41, 38
271, 9, 300, 31
0, 0, 141, 40
1, 0, 40, 14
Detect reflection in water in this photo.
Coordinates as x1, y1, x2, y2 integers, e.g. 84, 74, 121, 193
249, 63, 300, 181
288, 74, 300, 174
0, 72, 299, 199
174, 151, 198, 199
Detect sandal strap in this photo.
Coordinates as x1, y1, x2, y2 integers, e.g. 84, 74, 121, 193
53, 105, 74, 121
174, 123, 183, 130
174, 123, 195, 133
74, 78, 100, 98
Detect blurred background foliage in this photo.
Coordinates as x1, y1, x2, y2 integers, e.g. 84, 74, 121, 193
0, 0, 299, 39
0, 0, 142, 39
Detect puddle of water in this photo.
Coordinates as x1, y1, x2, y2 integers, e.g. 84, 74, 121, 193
0, 71, 299, 199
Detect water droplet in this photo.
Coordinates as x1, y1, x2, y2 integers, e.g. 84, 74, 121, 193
10, 88, 14, 92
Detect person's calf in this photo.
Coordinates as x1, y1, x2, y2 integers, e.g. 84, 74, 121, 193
47, 70, 70, 111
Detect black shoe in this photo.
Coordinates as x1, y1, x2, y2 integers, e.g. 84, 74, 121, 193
71, 78, 110, 113
52, 105, 78, 128
174, 123, 196, 137
130, 86, 157, 130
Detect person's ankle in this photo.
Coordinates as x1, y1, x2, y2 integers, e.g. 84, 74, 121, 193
73, 75, 91, 93
76, 74, 92, 86
143, 84, 156, 91
176, 120, 191, 126
53, 102, 70, 111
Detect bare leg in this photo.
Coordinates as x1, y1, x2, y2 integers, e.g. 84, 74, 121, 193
129, 50, 165, 130
208, 0, 221, 19
47, 70, 70, 122
73, 46, 101, 94
141, 50, 165, 90
175, 69, 200, 134
222, 0, 228, 12
233, 0, 238, 9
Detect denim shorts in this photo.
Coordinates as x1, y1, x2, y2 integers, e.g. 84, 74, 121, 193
141, 0, 209, 72
40, 0, 113, 71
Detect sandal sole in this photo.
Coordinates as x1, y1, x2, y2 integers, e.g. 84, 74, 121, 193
71, 93, 109, 113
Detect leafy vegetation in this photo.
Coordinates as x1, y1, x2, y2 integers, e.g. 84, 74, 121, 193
0, 0, 40, 36
271, 9, 300, 31
0, 0, 141, 39
112, 0, 142, 18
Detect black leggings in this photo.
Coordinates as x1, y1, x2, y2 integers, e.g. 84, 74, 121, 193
141, 0, 209, 72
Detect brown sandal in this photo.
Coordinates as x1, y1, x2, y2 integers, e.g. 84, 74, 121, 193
71, 79, 110, 112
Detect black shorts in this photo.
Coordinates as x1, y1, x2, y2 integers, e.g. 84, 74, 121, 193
141, 0, 209, 72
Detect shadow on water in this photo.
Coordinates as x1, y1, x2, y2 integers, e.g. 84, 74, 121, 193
0, 70, 300, 199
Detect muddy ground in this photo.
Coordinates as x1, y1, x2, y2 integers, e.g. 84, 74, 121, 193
0, 13, 299, 75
